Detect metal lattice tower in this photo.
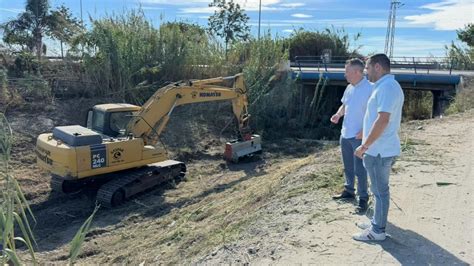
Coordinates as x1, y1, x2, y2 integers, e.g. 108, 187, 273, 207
384, 0, 403, 58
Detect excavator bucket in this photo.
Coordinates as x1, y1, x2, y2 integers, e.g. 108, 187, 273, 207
224, 134, 262, 163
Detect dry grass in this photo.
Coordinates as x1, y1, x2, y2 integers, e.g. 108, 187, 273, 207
403, 90, 433, 120
285, 166, 344, 199
137, 157, 312, 264
446, 76, 474, 114
63, 142, 346, 264
68, 152, 335, 263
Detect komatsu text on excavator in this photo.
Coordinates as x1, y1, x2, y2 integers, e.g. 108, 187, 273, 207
36, 73, 261, 207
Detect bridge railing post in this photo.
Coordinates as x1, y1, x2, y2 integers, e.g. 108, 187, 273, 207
295, 56, 301, 72
413, 57, 417, 74
449, 57, 454, 75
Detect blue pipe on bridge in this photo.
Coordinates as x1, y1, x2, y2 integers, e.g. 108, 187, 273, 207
292, 71, 461, 86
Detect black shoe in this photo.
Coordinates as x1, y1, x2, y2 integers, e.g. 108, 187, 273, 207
356, 198, 368, 212
332, 190, 355, 200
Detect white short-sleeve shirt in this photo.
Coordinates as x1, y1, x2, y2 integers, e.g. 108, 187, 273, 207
341, 77, 374, 139
363, 74, 405, 157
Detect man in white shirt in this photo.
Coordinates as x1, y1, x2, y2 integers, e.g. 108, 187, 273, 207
330, 58, 373, 212
353, 53, 404, 241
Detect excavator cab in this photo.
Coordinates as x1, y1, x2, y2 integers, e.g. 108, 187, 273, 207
86, 104, 141, 137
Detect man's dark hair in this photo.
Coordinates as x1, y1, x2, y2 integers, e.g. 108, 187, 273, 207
368, 53, 391, 72
345, 58, 365, 72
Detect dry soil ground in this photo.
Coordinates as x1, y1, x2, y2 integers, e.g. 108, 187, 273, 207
5, 102, 474, 264
201, 110, 474, 265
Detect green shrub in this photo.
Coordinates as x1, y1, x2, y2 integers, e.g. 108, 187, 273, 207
232, 34, 293, 135
403, 90, 433, 120
16, 73, 52, 101
446, 43, 474, 70
231, 33, 346, 140
446, 24, 473, 70
287, 27, 361, 60
446, 77, 474, 114
12, 51, 39, 76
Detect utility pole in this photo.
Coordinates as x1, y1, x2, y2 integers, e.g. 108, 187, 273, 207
79, 0, 85, 56
384, 0, 403, 58
258, 0, 262, 40
80, 0, 83, 27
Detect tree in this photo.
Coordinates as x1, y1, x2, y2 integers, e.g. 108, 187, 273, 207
48, 5, 83, 58
1, 0, 82, 60
457, 23, 473, 47
446, 24, 473, 70
208, 0, 250, 57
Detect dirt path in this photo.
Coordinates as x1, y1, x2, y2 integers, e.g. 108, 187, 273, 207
246, 110, 474, 264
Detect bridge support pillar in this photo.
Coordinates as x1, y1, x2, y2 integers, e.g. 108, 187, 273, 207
431, 90, 455, 118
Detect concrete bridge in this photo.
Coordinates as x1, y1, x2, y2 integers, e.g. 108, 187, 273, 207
290, 56, 473, 117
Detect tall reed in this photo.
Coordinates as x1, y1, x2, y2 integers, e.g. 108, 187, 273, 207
0, 114, 99, 264
0, 113, 37, 265
75, 10, 226, 104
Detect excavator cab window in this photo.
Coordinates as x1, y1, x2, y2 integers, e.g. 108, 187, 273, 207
109, 111, 133, 137
91, 110, 105, 133
88, 109, 134, 137
86, 109, 93, 129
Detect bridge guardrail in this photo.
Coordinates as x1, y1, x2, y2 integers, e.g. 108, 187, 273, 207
292, 56, 457, 74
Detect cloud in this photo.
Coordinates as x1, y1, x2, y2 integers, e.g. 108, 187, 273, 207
249, 18, 428, 29
280, 3, 305, 8
361, 36, 450, 57
140, 6, 163, 10
233, 0, 282, 11
138, 0, 209, 5
291, 13, 313, 18
404, 0, 474, 30
0, 8, 23, 14
282, 29, 294, 33
180, 6, 216, 14
141, 0, 283, 9
178, 0, 285, 14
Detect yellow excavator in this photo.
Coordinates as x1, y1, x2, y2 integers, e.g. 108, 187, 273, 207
36, 73, 261, 207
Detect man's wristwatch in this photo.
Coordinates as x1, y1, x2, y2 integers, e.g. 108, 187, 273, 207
361, 144, 369, 150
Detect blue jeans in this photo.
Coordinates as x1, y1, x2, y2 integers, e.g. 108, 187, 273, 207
340, 137, 368, 200
363, 154, 395, 233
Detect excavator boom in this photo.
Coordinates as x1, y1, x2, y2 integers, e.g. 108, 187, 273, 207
129, 73, 252, 146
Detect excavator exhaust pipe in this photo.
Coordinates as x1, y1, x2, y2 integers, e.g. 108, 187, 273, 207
224, 134, 262, 163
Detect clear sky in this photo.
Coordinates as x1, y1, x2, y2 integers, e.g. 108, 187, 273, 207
1, 0, 473, 57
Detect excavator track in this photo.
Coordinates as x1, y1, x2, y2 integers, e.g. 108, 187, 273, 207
51, 175, 85, 194
96, 160, 186, 208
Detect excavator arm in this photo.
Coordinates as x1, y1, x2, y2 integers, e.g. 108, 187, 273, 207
127, 74, 260, 161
